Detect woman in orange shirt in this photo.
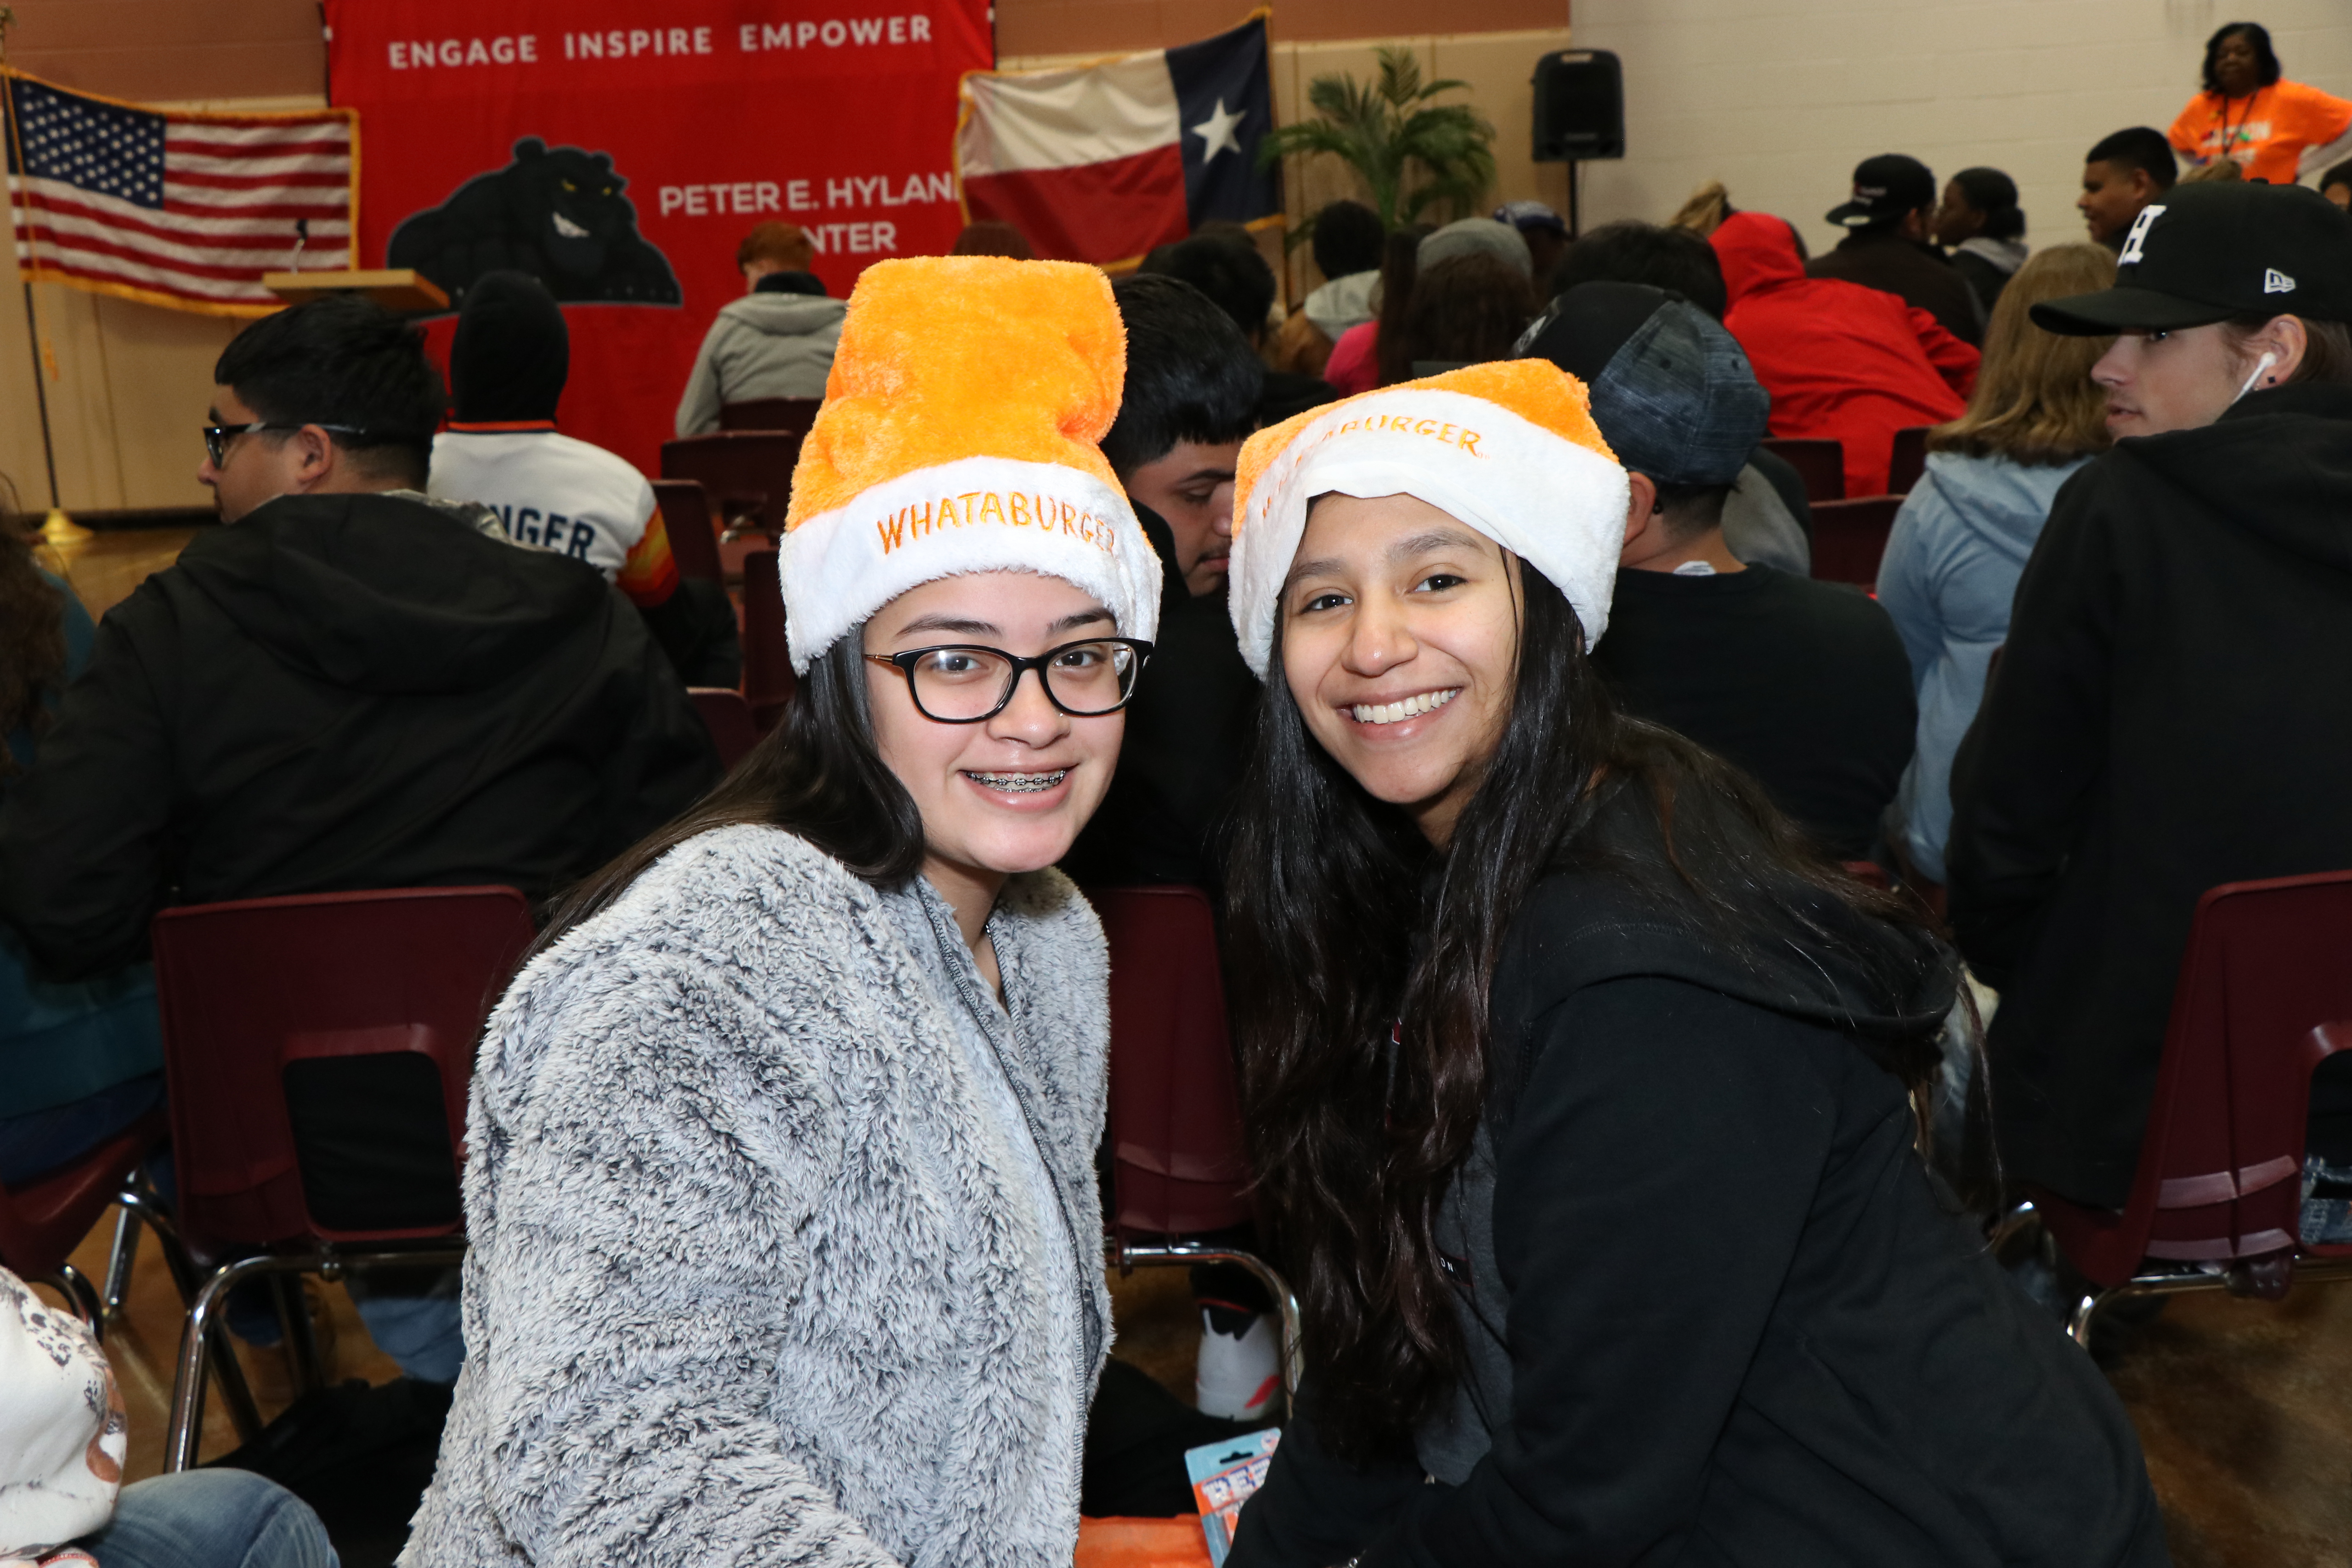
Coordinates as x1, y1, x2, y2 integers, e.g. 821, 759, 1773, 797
2170, 22, 2352, 186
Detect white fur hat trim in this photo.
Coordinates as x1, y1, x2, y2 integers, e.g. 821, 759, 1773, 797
1226, 387, 1630, 678
780, 454, 1162, 673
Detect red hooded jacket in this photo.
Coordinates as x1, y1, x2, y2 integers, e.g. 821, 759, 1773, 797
1710, 213, 1979, 498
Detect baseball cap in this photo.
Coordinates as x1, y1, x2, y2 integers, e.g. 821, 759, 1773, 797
1493, 199, 1570, 238
1826, 153, 1936, 229
1522, 281, 1769, 487
2031, 180, 2352, 334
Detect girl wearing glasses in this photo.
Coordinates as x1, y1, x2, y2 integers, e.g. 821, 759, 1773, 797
1214, 362, 2165, 1567
406, 259, 1159, 1568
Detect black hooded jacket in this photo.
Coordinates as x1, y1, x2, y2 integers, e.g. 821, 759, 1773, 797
1059, 504, 1258, 890
1948, 381, 2352, 1207
0, 490, 718, 979
1230, 773, 2164, 1568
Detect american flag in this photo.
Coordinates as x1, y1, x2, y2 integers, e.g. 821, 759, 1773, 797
4, 70, 357, 317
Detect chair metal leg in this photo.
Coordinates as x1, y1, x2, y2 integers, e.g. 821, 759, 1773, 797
272, 1272, 327, 1394
1111, 1239, 1304, 1399
2068, 1254, 2352, 1348
114, 1180, 198, 1306
43, 1266, 105, 1336
166, 1245, 468, 1471
167, 1252, 321, 1472
1986, 1197, 2039, 1256
102, 1202, 143, 1323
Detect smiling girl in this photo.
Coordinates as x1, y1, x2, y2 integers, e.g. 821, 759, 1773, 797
1215, 361, 2166, 1567
403, 257, 1161, 1568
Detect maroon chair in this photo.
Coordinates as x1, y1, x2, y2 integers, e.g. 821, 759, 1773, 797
0, 1114, 260, 1443
660, 432, 802, 537
690, 687, 760, 770
0, 1110, 167, 1330
1809, 494, 1903, 587
2033, 871, 2352, 1346
1886, 425, 1934, 496
739, 548, 796, 731
150, 885, 537, 1469
648, 479, 724, 583
1758, 436, 1845, 503
1088, 885, 1299, 1395
720, 397, 822, 436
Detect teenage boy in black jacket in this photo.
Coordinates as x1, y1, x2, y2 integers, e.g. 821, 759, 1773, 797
1061, 274, 1264, 895
1949, 181, 2352, 1211
0, 296, 717, 1382
0, 294, 717, 981
1057, 274, 1279, 1432
1529, 283, 1916, 862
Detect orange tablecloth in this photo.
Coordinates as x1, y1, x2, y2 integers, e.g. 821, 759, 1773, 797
1075, 1516, 1216, 1568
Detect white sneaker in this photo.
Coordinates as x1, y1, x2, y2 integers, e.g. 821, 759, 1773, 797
1194, 1306, 1281, 1421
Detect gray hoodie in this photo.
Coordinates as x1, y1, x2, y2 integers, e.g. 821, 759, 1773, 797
674, 291, 848, 436
1876, 448, 2091, 880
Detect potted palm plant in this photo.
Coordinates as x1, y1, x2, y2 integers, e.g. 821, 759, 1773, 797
1258, 46, 1498, 233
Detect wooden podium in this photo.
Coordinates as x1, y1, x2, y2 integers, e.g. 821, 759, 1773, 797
262, 268, 448, 313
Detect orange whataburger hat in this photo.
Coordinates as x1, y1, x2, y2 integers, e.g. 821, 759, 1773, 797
1226, 360, 1628, 676
779, 256, 1162, 672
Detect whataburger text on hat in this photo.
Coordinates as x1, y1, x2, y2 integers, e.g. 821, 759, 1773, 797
779, 256, 1163, 673
1226, 359, 1630, 679
2032, 180, 2352, 335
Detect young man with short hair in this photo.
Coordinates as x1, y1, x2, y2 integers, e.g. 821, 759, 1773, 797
0, 294, 717, 1383
1532, 282, 1917, 860
2079, 127, 2179, 249
1062, 272, 1261, 890
1808, 152, 1985, 344
1951, 181, 2352, 1217
1143, 233, 1337, 424
674, 219, 845, 434
1058, 274, 1276, 1423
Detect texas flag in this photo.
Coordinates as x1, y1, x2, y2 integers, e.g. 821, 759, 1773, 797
957, 15, 1278, 266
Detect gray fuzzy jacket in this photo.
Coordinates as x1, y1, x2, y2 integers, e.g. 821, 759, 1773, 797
673, 292, 846, 435
401, 825, 1112, 1567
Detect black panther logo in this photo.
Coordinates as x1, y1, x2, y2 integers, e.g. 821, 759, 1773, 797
388, 137, 681, 307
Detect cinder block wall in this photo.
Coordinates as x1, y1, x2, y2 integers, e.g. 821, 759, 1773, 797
1569, 0, 2352, 256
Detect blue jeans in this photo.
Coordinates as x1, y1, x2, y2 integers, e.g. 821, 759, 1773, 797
83, 1470, 337, 1568
350, 1282, 466, 1384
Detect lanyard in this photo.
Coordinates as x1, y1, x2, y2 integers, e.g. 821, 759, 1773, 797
2213, 89, 2261, 157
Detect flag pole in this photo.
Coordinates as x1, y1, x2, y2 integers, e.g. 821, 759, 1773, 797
0, 15, 63, 514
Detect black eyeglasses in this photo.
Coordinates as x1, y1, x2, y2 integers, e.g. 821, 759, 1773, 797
202, 422, 370, 467
864, 638, 1153, 723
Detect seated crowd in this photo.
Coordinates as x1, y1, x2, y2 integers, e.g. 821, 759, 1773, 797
6, 31, 2352, 1561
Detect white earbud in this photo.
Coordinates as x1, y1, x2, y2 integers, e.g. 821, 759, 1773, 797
2233, 350, 2280, 403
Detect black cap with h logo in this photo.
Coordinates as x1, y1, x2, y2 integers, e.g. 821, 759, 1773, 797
2033, 181, 2352, 334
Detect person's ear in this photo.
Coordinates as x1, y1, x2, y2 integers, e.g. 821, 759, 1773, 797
2250, 314, 2309, 384
291, 424, 339, 490
1619, 470, 1660, 565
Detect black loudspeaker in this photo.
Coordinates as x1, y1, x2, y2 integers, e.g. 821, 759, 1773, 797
1533, 50, 1623, 162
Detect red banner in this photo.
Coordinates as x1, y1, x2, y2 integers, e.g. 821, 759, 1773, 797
323, 0, 991, 473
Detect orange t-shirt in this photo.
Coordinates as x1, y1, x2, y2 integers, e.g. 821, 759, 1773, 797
2170, 79, 2352, 185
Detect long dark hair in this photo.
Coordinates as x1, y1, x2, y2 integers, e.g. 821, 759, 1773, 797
1370, 225, 1431, 387
1388, 254, 1538, 379
530, 639, 922, 957
1222, 562, 1948, 1456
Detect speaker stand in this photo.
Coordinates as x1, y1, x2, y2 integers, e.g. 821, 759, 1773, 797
1566, 160, 1581, 238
